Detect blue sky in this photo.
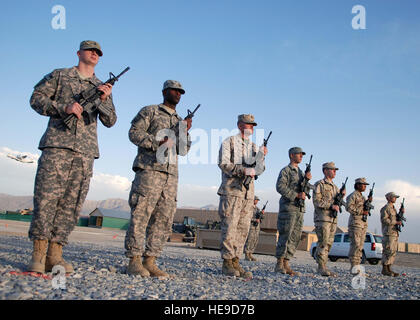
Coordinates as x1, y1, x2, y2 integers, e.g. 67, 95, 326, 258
1, 0, 420, 242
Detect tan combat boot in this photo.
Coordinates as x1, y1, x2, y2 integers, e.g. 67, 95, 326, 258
274, 257, 286, 273
143, 256, 169, 277
317, 263, 331, 277
127, 256, 150, 277
283, 259, 300, 276
222, 259, 240, 277
45, 242, 74, 274
244, 252, 251, 261
27, 239, 48, 274
232, 257, 252, 279
381, 264, 393, 276
388, 265, 399, 277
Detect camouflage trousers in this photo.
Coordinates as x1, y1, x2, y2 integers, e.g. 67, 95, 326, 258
29, 148, 94, 246
382, 235, 398, 265
124, 169, 177, 258
314, 221, 337, 265
218, 195, 253, 259
348, 225, 367, 265
244, 222, 260, 254
275, 211, 304, 259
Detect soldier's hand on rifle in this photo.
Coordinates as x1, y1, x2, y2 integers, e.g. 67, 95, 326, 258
183, 118, 192, 131
65, 102, 83, 119
98, 83, 113, 101
297, 192, 306, 200
332, 205, 340, 212
261, 210, 265, 214
362, 211, 369, 215
368, 196, 373, 202
244, 168, 256, 177
401, 208, 405, 214
159, 136, 175, 148
341, 190, 347, 196
305, 172, 312, 180
396, 221, 402, 226
260, 146, 268, 156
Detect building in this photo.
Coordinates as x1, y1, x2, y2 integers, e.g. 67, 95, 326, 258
86, 208, 130, 230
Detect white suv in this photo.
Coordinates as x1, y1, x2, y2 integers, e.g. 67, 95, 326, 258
310, 232, 383, 265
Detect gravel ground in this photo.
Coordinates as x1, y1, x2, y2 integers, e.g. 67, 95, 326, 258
0, 235, 419, 300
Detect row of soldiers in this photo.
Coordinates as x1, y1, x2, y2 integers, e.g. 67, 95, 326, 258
25, 40, 404, 280
244, 155, 405, 278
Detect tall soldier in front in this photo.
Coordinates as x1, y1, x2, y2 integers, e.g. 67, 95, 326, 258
274, 147, 312, 276
380, 192, 403, 277
27, 41, 117, 274
217, 114, 267, 278
124, 80, 192, 277
312, 162, 345, 277
345, 178, 371, 274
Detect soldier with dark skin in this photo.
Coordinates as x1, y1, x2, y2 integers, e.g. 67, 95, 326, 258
124, 80, 192, 277
27, 41, 116, 274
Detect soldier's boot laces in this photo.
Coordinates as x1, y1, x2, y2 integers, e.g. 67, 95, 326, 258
27, 239, 48, 274
388, 265, 399, 277
283, 259, 300, 276
274, 258, 286, 274
222, 259, 240, 277
143, 256, 169, 277
232, 257, 252, 279
381, 264, 393, 277
127, 256, 150, 277
318, 264, 331, 277
45, 242, 74, 274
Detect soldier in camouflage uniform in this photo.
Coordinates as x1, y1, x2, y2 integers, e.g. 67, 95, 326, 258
312, 162, 345, 277
380, 192, 403, 277
274, 147, 312, 276
217, 114, 267, 278
244, 196, 265, 261
124, 80, 192, 277
346, 178, 371, 274
27, 41, 116, 274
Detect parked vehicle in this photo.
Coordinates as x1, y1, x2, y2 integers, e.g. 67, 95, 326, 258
310, 232, 383, 265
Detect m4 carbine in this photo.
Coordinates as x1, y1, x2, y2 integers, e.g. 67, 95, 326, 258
396, 198, 406, 232
331, 177, 348, 218
296, 154, 314, 212
243, 131, 272, 190
252, 201, 267, 227
362, 182, 375, 222
63, 67, 130, 133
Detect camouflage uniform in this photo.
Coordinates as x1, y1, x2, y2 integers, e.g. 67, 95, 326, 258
217, 133, 265, 259
380, 203, 399, 265
29, 66, 116, 245
346, 190, 368, 265
313, 179, 339, 266
125, 103, 191, 258
244, 206, 262, 255
275, 165, 305, 259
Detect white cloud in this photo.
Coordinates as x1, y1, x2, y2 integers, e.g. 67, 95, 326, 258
87, 173, 131, 200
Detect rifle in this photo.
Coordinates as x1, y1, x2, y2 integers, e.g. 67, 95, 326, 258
296, 154, 313, 212
331, 177, 348, 218
396, 198, 406, 232
243, 131, 272, 190
362, 182, 375, 222
63, 67, 130, 133
185, 104, 200, 120
253, 201, 267, 226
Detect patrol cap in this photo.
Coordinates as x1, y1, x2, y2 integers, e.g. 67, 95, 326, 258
355, 178, 369, 185
79, 40, 103, 56
322, 162, 339, 170
385, 192, 400, 199
162, 80, 185, 94
254, 196, 260, 201
289, 147, 306, 155
238, 114, 257, 126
